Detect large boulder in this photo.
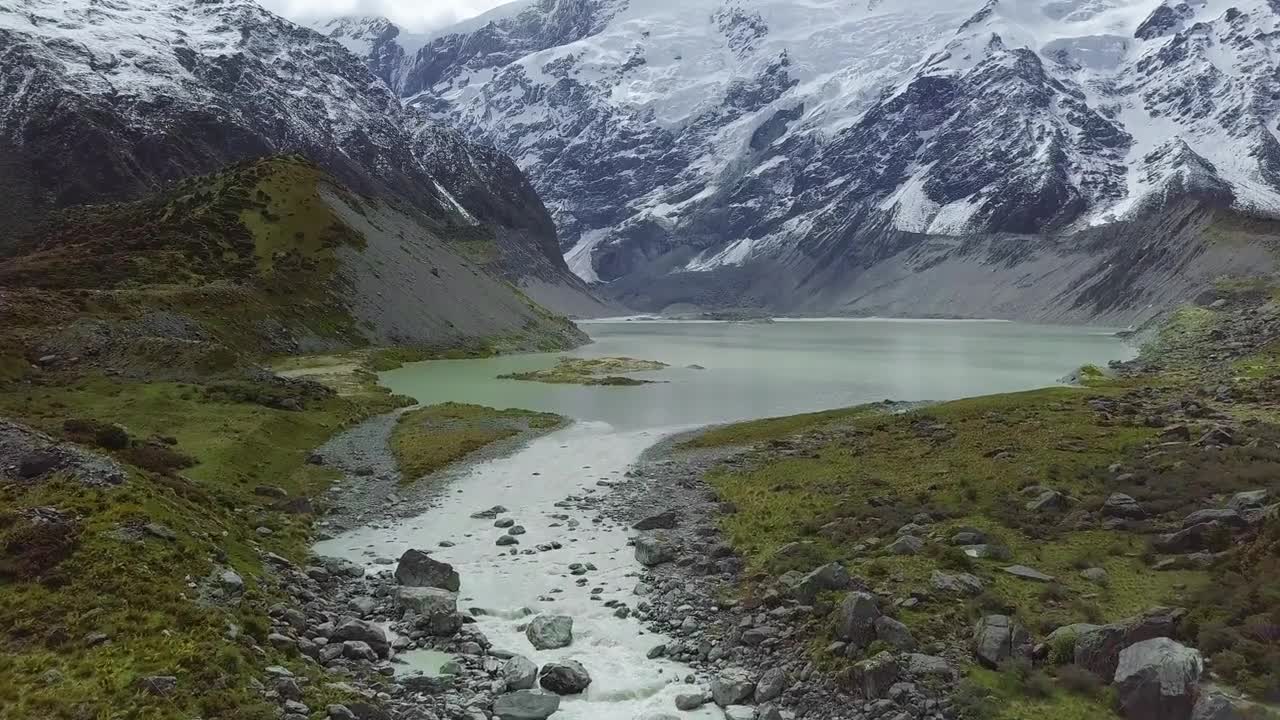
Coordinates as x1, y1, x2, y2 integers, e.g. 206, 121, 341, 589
492, 690, 560, 720
330, 618, 388, 656
971, 615, 1032, 669
633, 535, 675, 566
1074, 607, 1185, 678
837, 592, 881, 649
1114, 638, 1202, 720
710, 667, 756, 707
844, 651, 900, 699
501, 655, 538, 691
395, 549, 460, 591
538, 660, 592, 695
1180, 509, 1246, 529
1225, 490, 1267, 512
525, 615, 573, 650
884, 535, 924, 555
785, 562, 858, 605
1154, 523, 1225, 554
395, 587, 457, 617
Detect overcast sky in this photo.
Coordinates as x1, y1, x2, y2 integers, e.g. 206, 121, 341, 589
258, 0, 512, 31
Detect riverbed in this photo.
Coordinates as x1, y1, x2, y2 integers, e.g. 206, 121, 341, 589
313, 319, 1132, 719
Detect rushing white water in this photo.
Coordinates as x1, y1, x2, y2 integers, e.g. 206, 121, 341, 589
314, 319, 1134, 719
314, 422, 720, 719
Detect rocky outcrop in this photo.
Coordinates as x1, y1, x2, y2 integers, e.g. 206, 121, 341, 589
972, 615, 1032, 669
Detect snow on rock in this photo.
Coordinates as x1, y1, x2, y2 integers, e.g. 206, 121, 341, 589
323, 0, 1280, 286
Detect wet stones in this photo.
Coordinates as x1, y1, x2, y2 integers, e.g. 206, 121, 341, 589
501, 655, 538, 691
492, 690, 560, 720
471, 505, 509, 520
538, 660, 592, 695
394, 549, 460, 591
330, 618, 388, 657
394, 586, 456, 617
525, 615, 573, 650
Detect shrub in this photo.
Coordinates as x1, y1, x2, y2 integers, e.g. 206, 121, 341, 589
1057, 665, 1103, 696
123, 443, 196, 476
954, 679, 999, 720
93, 424, 132, 450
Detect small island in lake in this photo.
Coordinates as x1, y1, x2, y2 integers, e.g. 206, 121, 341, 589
498, 357, 670, 386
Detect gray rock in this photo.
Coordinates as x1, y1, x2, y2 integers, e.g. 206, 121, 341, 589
633, 509, 680, 530
785, 561, 857, 604
884, 535, 924, 555
1191, 691, 1242, 720
501, 655, 538, 691
874, 615, 917, 652
710, 667, 756, 707
492, 690, 561, 720
634, 535, 675, 566
754, 667, 787, 702
331, 618, 388, 655
723, 706, 755, 720
972, 615, 1032, 668
962, 544, 1013, 560
1001, 564, 1055, 582
1074, 607, 1185, 678
395, 586, 457, 617
327, 705, 356, 720
497, 534, 519, 546
904, 654, 957, 681
538, 660, 592, 695
342, 640, 377, 661
930, 570, 985, 596
1181, 509, 1246, 529
316, 555, 365, 579
1155, 521, 1225, 554
1114, 638, 1202, 720
837, 592, 881, 649
1225, 489, 1268, 512
395, 549, 460, 591
1103, 493, 1147, 519
1026, 490, 1067, 512
846, 651, 899, 699
525, 615, 573, 650
675, 691, 708, 710
950, 529, 987, 545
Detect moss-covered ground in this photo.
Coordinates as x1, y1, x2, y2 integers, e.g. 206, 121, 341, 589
390, 403, 564, 483
0, 368, 406, 719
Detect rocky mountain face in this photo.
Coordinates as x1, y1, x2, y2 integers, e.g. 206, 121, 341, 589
0, 0, 606, 317
329, 0, 1280, 322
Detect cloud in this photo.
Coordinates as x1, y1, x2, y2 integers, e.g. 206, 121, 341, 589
257, 0, 512, 32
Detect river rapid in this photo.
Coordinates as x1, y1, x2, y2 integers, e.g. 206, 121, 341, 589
314, 319, 1133, 720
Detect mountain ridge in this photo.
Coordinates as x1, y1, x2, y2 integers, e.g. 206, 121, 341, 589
326, 0, 1280, 321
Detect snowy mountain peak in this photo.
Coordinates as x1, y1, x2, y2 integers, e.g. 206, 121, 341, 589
322, 0, 1280, 289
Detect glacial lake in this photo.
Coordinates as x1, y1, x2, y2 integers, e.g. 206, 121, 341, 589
379, 318, 1136, 432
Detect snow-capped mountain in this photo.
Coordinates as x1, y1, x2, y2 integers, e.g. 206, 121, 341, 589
325, 0, 1280, 318
0, 0, 602, 309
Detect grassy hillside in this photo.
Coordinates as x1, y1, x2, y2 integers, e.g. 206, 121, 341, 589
681, 289, 1280, 717
0, 155, 587, 719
